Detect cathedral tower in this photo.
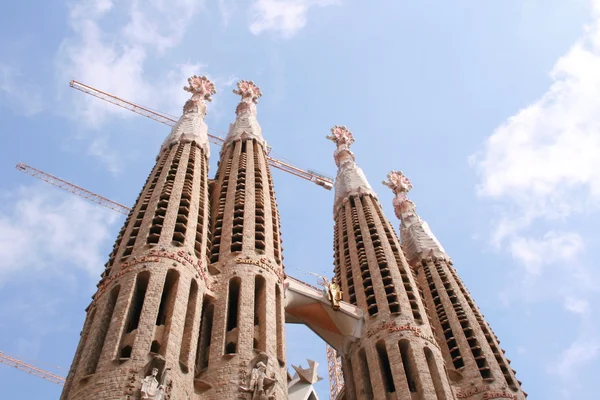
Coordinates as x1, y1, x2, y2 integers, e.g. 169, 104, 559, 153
61, 76, 216, 400
328, 126, 454, 400
196, 80, 287, 399
383, 170, 527, 400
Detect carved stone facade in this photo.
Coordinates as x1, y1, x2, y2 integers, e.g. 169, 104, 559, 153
60, 78, 286, 400
60, 79, 526, 400
383, 170, 527, 400
195, 80, 286, 399
329, 127, 455, 400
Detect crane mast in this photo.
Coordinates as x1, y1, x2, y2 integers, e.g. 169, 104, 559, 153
15, 163, 130, 216
15, 164, 344, 396
326, 344, 344, 400
0, 350, 65, 386
69, 80, 333, 190
11, 79, 341, 394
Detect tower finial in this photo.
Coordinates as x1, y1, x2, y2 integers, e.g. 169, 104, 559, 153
327, 126, 356, 168
383, 170, 446, 259
328, 126, 376, 215
233, 80, 262, 104
326, 125, 355, 147
383, 170, 416, 220
224, 80, 266, 146
383, 170, 413, 199
160, 75, 215, 156
184, 75, 216, 101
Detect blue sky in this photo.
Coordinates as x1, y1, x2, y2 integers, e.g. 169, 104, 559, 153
1, 0, 599, 398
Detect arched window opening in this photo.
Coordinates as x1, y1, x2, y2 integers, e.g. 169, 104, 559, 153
71, 307, 96, 374
209, 149, 233, 264
425, 347, 447, 400
399, 340, 419, 393
349, 198, 377, 316
358, 348, 373, 400
275, 284, 284, 362
156, 270, 179, 326
154, 269, 180, 356
119, 272, 150, 359
195, 296, 214, 375
86, 285, 120, 375
224, 278, 241, 354
179, 280, 199, 372
148, 143, 184, 245
376, 341, 396, 393
253, 276, 266, 351
231, 141, 247, 253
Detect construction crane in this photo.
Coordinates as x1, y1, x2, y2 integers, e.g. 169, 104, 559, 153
16, 163, 130, 216
0, 350, 65, 386
69, 80, 334, 190
326, 344, 344, 400
14, 164, 343, 396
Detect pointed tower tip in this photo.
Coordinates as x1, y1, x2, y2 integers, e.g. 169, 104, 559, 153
184, 75, 216, 102
160, 75, 215, 156
225, 80, 266, 146
328, 126, 376, 216
382, 170, 413, 196
383, 170, 447, 261
233, 80, 262, 104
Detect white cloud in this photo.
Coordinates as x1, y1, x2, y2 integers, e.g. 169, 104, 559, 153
0, 185, 119, 282
54, 0, 210, 173
249, 0, 340, 38
0, 63, 45, 116
56, 0, 206, 126
218, 0, 237, 26
472, 0, 600, 390
564, 296, 590, 315
472, 0, 600, 225
508, 231, 584, 275
550, 335, 600, 378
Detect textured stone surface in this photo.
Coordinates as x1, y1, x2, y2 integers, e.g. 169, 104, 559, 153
385, 170, 527, 400
60, 82, 527, 400
329, 131, 455, 400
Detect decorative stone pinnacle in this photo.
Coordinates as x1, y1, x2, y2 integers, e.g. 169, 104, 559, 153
233, 80, 262, 103
326, 125, 355, 147
183, 75, 216, 102
382, 170, 413, 196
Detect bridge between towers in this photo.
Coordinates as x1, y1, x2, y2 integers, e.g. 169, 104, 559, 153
284, 276, 364, 355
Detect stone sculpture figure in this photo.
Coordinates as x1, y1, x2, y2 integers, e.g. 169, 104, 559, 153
240, 361, 276, 400
327, 278, 343, 310
141, 368, 166, 400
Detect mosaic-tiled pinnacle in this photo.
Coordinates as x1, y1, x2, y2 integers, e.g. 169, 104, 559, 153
327, 125, 377, 215
160, 75, 216, 157
224, 80, 266, 147
383, 170, 446, 262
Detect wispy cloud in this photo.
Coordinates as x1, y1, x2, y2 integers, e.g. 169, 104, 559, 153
218, 0, 237, 26
249, 0, 340, 38
54, 0, 210, 172
0, 63, 45, 116
472, 0, 600, 390
56, 0, 206, 125
471, 0, 600, 279
0, 185, 119, 283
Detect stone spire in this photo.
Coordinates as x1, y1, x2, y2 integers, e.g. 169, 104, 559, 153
327, 126, 376, 215
224, 80, 267, 148
383, 170, 446, 263
160, 75, 216, 156
384, 171, 527, 399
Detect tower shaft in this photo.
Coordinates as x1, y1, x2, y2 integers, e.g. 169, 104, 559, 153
195, 80, 287, 400
61, 76, 215, 400
384, 170, 527, 400
328, 126, 454, 400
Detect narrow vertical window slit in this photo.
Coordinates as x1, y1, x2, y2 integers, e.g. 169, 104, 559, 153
86, 285, 120, 375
